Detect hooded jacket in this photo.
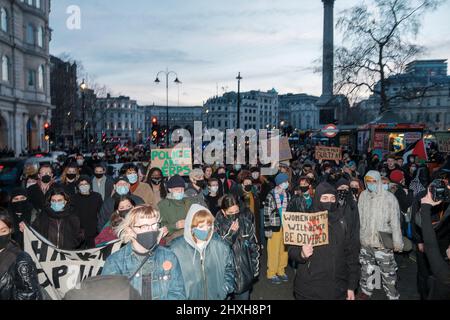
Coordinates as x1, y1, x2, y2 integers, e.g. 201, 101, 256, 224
288, 182, 360, 300
358, 170, 404, 250
169, 204, 236, 300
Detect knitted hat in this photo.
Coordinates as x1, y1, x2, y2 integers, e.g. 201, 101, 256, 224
166, 174, 186, 189
335, 178, 350, 189
275, 173, 289, 186
390, 170, 404, 184
10, 187, 28, 200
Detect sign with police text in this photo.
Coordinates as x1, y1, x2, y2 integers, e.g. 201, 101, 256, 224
314, 146, 342, 161
24, 225, 121, 300
282, 211, 329, 247
150, 148, 193, 177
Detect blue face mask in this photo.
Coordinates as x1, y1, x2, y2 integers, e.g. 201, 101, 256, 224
173, 192, 184, 200
383, 184, 389, 191
127, 174, 138, 184
116, 186, 129, 195
51, 201, 65, 212
367, 184, 377, 193
193, 228, 210, 241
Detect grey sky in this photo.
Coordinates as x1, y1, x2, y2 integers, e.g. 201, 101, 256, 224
49, 0, 450, 106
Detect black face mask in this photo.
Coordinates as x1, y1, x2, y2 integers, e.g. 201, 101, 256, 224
0, 234, 10, 250
244, 185, 253, 192
218, 173, 226, 180
41, 175, 52, 184
136, 231, 160, 251
151, 178, 162, 185
337, 190, 349, 202
94, 173, 104, 179
299, 186, 309, 193
351, 188, 359, 196
10, 200, 33, 216
66, 173, 77, 180
319, 201, 337, 213
118, 209, 131, 218
195, 180, 206, 189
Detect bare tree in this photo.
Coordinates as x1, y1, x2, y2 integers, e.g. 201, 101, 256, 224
335, 0, 444, 113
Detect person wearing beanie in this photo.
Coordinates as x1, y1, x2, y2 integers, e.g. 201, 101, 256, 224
97, 176, 144, 232
288, 182, 360, 300
8, 187, 36, 249
357, 170, 403, 300
264, 172, 291, 284
389, 170, 414, 236
158, 175, 197, 244
72, 175, 103, 248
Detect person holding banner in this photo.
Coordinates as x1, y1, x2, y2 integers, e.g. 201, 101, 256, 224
102, 205, 186, 300
0, 211, 42, 300
288, 182, 360, 300
31, 188, 83, 250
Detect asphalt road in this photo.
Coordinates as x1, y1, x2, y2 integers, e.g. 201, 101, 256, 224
251, 248, 420, 300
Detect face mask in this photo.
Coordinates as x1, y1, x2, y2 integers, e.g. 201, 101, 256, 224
116, 186, 129, 195
136, 231, 160, 251
193, 228, 210, 241
383, 184, 389, 191
127, 174, 138, 184
367, 184, 377, 193
151, 178, 162, 185
319, 201, 337, 212
234, 165, 242, 171
172, 191, 184, 200
218, 173, 226, 180
195, 180, 206, 189
209, 186, 219, 194
299, 186, 309, 193
244, 185, 253, 192
0, 234, 10, 250
251, 172, 260, 180
51, 201, 65, 212
66, 173, 77, 181
79, 185, 91, 195
280, 182, 289, 190
11, 200, 32, 214
337, 190, 349, 202
118, 209, 131, 218
77, 160, 84, 166
351, 188, 359, 196
94, 173, 104, 179
41, 175, 52, 184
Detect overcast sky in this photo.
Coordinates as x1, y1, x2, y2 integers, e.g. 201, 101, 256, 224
49, 0, 450, 106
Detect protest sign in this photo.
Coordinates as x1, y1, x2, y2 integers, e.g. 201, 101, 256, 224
24, 225, 121, 300
435, 133, 450, 153
267, 136, 292, 161
150, 148, 192, 177
282, 211, 329, 247
315, 146, 342, 161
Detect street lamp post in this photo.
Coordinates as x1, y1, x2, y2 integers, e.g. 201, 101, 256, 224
155, 68, 181, 147
80, 79, 88, 151
236, 72, 242, 128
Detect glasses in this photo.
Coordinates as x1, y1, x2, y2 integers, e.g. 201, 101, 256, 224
133, 223, 160, 231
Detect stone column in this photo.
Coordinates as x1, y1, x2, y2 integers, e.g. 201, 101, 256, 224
322, 0, 335, 98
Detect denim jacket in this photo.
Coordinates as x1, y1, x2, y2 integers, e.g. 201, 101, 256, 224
102, 243, 186, 300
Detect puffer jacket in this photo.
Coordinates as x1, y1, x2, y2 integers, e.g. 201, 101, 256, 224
0, 242, 42, 300
102, 243, 186, 300
214, 207, 260, 294
358, 170, 404, 250
169, 204, 236, 300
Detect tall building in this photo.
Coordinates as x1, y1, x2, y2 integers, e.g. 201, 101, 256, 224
356, 59, 450, 131
50, 55, 78, 148
0, 0, 53, 154
203, 89, 279, 131
279, 93, 320, 130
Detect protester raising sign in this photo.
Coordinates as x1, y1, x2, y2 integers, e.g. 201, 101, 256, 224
315, 146, 342, 161
24, 225, 122, 300
282, 211, 329, 247
150, 148, 193, 177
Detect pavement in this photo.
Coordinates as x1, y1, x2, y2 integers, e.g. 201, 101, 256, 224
251, 247, 420, 300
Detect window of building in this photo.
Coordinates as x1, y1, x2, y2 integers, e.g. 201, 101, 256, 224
38, 65, 44, 89
2, 55, 9, 82
27, 0, 32, 5
1, 8, 7, 32
436, 113, 440, 122
36, 0, 41, 9
26, 24, 34, 44
37, 26, 44, 47
118, 122, 122, 129
27, 70, 35, 87
218, 121, 221, 127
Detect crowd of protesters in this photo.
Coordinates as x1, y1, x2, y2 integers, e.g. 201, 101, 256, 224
0, 143, 449, 300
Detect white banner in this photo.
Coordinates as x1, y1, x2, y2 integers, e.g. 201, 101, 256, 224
24, 225, 122, 300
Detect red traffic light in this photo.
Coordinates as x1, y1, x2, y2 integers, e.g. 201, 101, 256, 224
152, 117, 158, 124
44, 122, 50, 129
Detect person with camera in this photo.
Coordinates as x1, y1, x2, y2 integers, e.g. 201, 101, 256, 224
418, 182, 450, 299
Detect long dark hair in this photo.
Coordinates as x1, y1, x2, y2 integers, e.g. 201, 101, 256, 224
220, 194, 240, 211
111, 195, 136, 228
146, 167, 167, 199
45, 187, 71, 207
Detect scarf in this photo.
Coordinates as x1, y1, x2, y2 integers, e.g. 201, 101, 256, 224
130, 182, 139, 193
93, 176, 106, 200
274, 188, 288, 222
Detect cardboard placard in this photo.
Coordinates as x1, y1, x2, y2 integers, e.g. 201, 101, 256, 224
282, 211, 329, 247
267, 136, 293, 161
150, 148, 192, 177
315, 146, 342, 161
435, 133, 450, 153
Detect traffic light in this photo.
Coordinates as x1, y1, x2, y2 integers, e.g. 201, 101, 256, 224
151, 117, 159, 143
44, 122, 50, 141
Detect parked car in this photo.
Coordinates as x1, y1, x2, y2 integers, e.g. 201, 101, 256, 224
0, 158, 27, 194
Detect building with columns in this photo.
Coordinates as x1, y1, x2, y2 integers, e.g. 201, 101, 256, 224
0, 0, 53, 155
279, 93, 320, 130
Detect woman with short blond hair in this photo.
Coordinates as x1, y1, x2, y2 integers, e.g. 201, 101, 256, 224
102, 205, 186, 300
